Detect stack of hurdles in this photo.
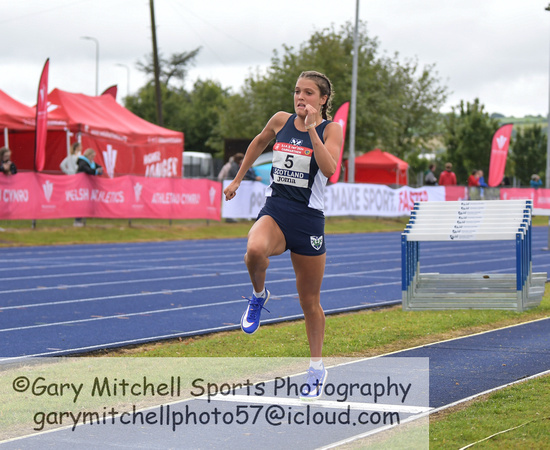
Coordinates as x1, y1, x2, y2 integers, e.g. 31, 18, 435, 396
401, 199, 546, 312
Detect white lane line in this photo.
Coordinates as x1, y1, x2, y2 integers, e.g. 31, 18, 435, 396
0, 249, 523, 298
0, 280, 400, 313
0, 285, 401, 334
199, 394, 431, 414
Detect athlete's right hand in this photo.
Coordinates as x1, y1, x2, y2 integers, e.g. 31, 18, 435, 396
224, 181, 240, 201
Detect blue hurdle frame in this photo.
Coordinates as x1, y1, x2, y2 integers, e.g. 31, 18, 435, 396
401, 200, 535, 312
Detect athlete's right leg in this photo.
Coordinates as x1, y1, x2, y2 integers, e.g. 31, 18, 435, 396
244, 215, 286, 293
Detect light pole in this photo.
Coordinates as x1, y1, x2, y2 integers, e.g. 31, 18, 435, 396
546, 4, 550, 188
115, 63, 130, 97
544, 4, 550, 250
348, 0, 360, 184
81, 36, 99, 95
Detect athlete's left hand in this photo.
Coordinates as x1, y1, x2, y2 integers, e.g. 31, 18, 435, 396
304, 104, 318, 128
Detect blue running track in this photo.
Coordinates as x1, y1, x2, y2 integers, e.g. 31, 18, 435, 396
1, 228, 550, 359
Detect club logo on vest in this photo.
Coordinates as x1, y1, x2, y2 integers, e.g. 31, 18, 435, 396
310, 235, 323, 251
290, 138, 303, 146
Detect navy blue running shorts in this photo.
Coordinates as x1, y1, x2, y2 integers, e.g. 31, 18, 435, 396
257, 195, 326, 256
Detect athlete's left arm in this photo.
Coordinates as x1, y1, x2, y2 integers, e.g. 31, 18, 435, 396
308, 121, 343, 178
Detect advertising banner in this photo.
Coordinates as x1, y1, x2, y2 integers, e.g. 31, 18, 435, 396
328, 101, 350, 184
222, 182, 446, 219
488, 124, 513, 187
35, 58, 49, 172
0, 173, 221, 221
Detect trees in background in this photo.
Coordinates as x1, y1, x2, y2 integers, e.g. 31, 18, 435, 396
124, 21, 448, 167
510, 124, 547, 186
442, 99, 500, 184
218, 22, 448, 170
123, 21, 546, 186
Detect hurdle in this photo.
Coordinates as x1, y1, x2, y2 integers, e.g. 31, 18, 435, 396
401, 199, 547, 311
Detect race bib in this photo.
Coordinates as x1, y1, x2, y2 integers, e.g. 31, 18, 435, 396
272, 142, 312, 188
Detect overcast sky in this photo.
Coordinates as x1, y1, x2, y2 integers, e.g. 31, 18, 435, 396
1, 0, 549, 118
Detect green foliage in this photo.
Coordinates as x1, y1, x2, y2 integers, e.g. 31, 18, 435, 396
443, 99, 500, 183
126, 23, 448, 169
179, 79, 228, 154
509, 124, 547, 186
225, 22, 448, 175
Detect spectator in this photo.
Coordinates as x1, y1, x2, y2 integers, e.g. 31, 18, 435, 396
217, 156, 234, 181
60, 142, 82, 175
477, 170, 488, 187
77, 148, 103, 176
424, 164, 437, 186
74, 149, 103, 227
0, 147, 17, 175
229, 153, 261, 181
438, 162, 457, 186
467, 170, 479, 187
227, 153, 244, 180
531, 174, 543, 189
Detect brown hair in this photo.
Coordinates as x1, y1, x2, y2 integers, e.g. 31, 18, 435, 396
0, 147, 11, 161
71, 142, 81, 155
298, 71, 334, 120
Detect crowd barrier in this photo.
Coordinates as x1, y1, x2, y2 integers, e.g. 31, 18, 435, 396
401, 199, 546, 312
0, 173, 221, 221
1, 174, 550, 221
222, 181, 550, 219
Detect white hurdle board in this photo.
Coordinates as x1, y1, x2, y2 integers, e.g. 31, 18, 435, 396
401, 199, 546, 311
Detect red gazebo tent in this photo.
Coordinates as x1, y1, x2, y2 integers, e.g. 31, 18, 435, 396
345, 148, 408, 185
6, 88, 184, 177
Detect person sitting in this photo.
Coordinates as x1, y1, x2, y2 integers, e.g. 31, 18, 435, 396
77, 148, 103, 175
74, 148, 103, 227
0, 147, 17, 175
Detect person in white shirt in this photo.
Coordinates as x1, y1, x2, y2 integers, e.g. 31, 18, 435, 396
60, 142, 82, 175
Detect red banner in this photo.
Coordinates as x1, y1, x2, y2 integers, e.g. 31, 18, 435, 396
35, 58, 49, 172
443, 185, 468, 201
0, 173, 221, 221
488, 123, 513, 187
328, 101, 350, 184
500, 187, 550, 210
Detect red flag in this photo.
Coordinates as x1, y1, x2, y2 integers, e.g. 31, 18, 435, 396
488, 123, 513, 187
34, 58, 49, 172
329, 101, 350, 184
101, 85, 118, 99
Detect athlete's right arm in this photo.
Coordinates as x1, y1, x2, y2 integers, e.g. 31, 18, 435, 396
224, 112, 289, 201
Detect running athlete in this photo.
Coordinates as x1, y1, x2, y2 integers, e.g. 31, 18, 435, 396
224, 71, 342, 399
